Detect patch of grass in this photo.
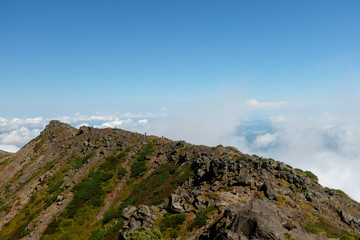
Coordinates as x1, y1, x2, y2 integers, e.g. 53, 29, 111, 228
284, 232, 295, 240
333, 189, 348, 198
160, 213, 186, 232
48, 180, 64, 194
131, 160, 148, 178
43, 218, 60, 235
306, 214, 359, 239
5, 183, 11, 192
0, 205, 11, 212
155, 172, 171, 186
188, 205, 217, 231
130, 142, 155, 178
73, 152, 95, 169
188, 210, 208, 231
101, 152, 126, 170
44, 195, 57, 209
0, 158, 10, 166
236, 155, 246, 161
65, 167, 114, 218
34, 136, 46, 152
117, 167, 127, 179
127, 230, 164, 240
306, 222, 321, 234
154, 198, 164, 205
304, 170, 318, 182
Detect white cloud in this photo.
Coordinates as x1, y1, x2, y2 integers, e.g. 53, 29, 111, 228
0, 96, 360, 201
246, 99, 287, 110
0, 117, 47, 131
122, 112, 154, 118
254, 133, 277, 148
0, 127, 41, 146
76, 123, 90, 128
161, 107, 168, 111
138, 119, 149, 126
0, 144, 19, 153
96, 119, 134, 128
234, 113, 360, 201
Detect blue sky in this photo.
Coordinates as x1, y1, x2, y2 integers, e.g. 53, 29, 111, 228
1, 1, 360, 200
1, 1, 360, 115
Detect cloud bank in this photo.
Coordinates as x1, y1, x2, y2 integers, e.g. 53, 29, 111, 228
1, 99, 360, 201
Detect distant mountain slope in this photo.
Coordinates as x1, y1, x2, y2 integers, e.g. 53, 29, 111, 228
0, 150, 12, 159
0, 120, 359, 240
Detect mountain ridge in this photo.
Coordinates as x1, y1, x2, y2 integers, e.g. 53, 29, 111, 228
0, 120, 359, 240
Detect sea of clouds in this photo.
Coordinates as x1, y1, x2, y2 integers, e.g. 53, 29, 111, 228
1, 99, 360, 201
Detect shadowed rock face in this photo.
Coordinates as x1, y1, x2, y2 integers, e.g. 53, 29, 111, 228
0, 120, 359, 240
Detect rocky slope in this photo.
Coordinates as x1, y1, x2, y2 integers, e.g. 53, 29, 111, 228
0, 120, 360, 240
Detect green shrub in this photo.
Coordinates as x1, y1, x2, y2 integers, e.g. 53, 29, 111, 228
306, 222, 321, 234
44, 195, 57, 209
155, 172, 171, 186
236, 155, 246, 161
18, 230, 29, 238
138, 142, 155, 162
304, 170, 318, 182
100, 152, 126, 170
128, 230, 164, 240
65, 198, 83, 218
153, 166, 166, 175
169, 229, 179, 238
169, 165, 179, 175
160, 213, 186, 232
93, 170, 113, 182
43, 219, 60, 235
90, 229, 105, 240
153, 198, 164, 205
0, 205, 11, 212
5, 183, 11, 192
117, 167, 127, 179
188, 210, 208, 230
75, 178, 103, 201
90, 195, 104, 207
131, 160, 147, 178
48, 180, 64, 194
73, 152, 95, 169
103, 208, 119, 224
306, 215, 347, 238
333, 189, 348, 198
206, 204, 217, 213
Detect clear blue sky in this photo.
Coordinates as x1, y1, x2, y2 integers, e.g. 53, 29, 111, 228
1, 1, 360, 200
1, 0, 360, 116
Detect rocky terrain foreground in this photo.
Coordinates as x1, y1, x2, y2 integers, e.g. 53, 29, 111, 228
0, 120, 360, 240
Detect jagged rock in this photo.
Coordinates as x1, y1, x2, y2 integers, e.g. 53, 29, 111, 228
212, 198, 288, 240
261, 182, 279, 200
283, 220, 297, 230
35, 184, 42, 191
119, 205, 158, 238
306, 192, 313, 202
337, 209, 360, 227
211, 229, 243, 240
237, 168, 251, 186
122, 206, 137, 219
169, 193, 185, 213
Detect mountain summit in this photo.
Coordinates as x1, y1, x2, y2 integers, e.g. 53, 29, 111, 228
0, 121, 359, 240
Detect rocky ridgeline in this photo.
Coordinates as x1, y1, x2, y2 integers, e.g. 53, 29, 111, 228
0, 120, 359, 240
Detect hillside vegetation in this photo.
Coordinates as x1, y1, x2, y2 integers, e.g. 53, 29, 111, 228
0, 120, 359, 240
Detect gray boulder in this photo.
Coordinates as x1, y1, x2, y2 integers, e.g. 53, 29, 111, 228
214, 198, 287, 240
